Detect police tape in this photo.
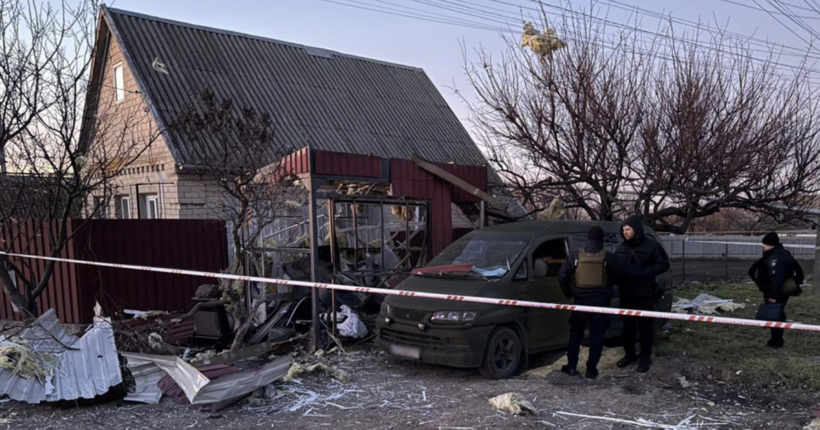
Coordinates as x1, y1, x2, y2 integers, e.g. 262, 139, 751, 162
2, 251, 819, 332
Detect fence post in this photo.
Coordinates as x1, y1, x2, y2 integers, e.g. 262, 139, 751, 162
681, 238, 686, 284
725, 243, 729, 281
814, 217, 820, 296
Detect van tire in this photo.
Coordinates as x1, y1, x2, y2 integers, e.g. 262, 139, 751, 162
479, 327, 521, 379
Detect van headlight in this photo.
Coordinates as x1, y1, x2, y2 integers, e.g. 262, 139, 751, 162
431, 311, 477, 323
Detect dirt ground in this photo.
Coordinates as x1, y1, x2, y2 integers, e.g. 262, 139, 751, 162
2, 344, 817, 430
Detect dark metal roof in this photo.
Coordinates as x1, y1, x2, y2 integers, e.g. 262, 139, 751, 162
103, 7, 489, 168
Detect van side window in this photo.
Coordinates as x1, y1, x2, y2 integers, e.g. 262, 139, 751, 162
514, 262, 528, 280
531, 238, 568, 278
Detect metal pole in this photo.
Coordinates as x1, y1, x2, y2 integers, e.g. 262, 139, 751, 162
725, 243, 729, 281
814, 216, 820, 296
681, 238, 686, 284
380, 201, 386, 273
327, 199, 337, 338
480, 201, 486, 229
405, 202, 411, 270
308, 177, 321, 352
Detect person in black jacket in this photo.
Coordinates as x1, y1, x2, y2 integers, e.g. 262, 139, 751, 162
612, 215, 670, 373
748, 232, 804, 348
558, 226, 615, 379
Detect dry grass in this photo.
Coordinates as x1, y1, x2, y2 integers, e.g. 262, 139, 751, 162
656, 281, 820, 391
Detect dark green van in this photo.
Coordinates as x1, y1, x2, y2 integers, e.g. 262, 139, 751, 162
375, 220, 672, 379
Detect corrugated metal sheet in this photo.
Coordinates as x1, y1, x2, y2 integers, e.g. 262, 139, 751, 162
0, 309, 122, 404
0, 220, 229, 324
103, 7, 489, 169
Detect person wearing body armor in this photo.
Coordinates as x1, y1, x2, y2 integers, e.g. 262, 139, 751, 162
558, 226, 614, 379
612, 216, 670, 373
748, 232, 804, 348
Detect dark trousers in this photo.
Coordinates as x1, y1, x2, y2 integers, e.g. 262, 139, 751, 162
620, 295, 654, 360
763, 294, 789, 343
566, 296, 611, 370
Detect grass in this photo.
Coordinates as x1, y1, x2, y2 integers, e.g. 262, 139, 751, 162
655, 281, 820, 391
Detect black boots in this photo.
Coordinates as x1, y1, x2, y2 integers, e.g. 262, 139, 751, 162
561, 365, 579, 376
616, 354, 638, 368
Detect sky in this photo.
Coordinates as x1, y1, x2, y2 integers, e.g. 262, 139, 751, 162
97, 0, 818, 131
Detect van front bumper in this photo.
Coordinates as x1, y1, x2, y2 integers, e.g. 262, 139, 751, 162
375, 318, 493, 368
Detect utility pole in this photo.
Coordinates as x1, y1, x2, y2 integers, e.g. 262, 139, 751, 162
814, 216, 820, 296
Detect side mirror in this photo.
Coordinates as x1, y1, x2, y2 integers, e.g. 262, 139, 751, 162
534, 259, 548, 278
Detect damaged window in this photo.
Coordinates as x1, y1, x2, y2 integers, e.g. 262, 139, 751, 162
572, 232, 621, 252
425, 235, 528, 278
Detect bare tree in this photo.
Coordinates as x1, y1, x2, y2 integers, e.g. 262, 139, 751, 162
465, 4, 820, 233
172, 90, 299, 350
0, 0, 161, 316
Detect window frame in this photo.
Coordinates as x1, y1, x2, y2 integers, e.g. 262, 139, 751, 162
113, 63, 125, 103
116, 195, 131, 219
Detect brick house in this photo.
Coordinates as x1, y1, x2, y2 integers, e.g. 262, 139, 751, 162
81, 7, 515, 233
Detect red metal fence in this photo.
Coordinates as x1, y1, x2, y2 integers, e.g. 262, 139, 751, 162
0, 219, 228, 323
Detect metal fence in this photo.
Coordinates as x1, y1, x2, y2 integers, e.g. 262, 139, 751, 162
659, 234, 815, 285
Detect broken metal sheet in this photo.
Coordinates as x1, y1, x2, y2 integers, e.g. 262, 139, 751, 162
120, 353, 208, 403
123, 361, 166, 404
122, 352, 292, 408
0, 309, 122, 404
672, 294, 746, 315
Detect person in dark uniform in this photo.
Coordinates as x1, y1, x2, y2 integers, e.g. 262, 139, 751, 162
612, 215, 670, 373
748, 232, 804, 348
558, 226, 614, 379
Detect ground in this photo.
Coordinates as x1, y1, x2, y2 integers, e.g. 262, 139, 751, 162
2, 281, 819, 430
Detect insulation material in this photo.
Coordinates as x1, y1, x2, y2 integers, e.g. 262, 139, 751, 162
488, 392, 539, 416
521, 22, 566, 58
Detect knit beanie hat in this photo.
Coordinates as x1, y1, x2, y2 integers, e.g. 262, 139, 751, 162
588, 226, 604, 242
762, 232, 780, 246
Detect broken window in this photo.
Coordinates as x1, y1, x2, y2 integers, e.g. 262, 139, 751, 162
427, 235, 528, 278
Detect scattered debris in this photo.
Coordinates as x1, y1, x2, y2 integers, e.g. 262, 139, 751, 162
554, 411, 730, 429
337, 305, 368, 339
805, 418, 820, 430
284, 361, 350, 384
673, 294, 745, 315
679, 376, 693, 389
123, 352, 292, 410
488, 392, 538, 416
0, 309, 122, 404
521, 22, 566, 59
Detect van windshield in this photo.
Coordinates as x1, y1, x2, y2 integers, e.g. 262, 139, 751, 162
425, 235, 529, 278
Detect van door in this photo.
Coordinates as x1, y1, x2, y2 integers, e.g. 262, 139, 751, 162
525, 237, 573, 350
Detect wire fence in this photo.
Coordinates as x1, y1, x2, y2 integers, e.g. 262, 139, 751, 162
660, 234, 816, 285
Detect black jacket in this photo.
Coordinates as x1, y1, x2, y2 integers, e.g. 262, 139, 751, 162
611, 216, 670, 297
559, 241, 615, 300
748, 245, 804, 298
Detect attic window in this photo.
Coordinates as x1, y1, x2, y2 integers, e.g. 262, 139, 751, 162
113, 63, 125, 102
304, 47, 333, 59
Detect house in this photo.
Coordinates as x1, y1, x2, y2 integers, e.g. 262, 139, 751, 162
81, 6, 518, 253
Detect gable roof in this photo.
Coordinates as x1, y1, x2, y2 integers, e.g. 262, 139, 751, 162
99, 6, 489, 169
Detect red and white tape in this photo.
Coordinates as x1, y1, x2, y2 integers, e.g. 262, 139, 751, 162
2, 251, 818, 332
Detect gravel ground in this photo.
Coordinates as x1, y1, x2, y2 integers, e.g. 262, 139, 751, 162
2, 345, 817, 430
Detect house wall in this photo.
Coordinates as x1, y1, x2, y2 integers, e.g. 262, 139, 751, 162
87, 25, 185, 219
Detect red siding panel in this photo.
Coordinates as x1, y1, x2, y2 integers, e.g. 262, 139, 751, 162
0, 219, 228, 324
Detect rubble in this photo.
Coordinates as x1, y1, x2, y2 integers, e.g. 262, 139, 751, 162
284, 361, 350, 384
488, 392, 538, 416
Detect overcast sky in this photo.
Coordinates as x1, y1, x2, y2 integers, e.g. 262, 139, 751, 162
101, 0, 819, 130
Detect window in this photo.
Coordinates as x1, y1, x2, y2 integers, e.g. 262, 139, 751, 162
532, 238, 568, 278
140, 194, 160, 219
115, 195, 131, 219
113, 63, 125, 102
92, 196, 107, 219
426, 234, 529, 278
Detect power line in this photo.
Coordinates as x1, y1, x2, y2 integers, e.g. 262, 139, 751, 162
316, 0, 820, 81
600, 0, 819, 58
719, 0, 820, 19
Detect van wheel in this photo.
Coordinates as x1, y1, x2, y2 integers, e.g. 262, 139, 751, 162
479, 327, 521, 379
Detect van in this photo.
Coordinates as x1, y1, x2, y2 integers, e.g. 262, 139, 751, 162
375, 220, 672, 379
